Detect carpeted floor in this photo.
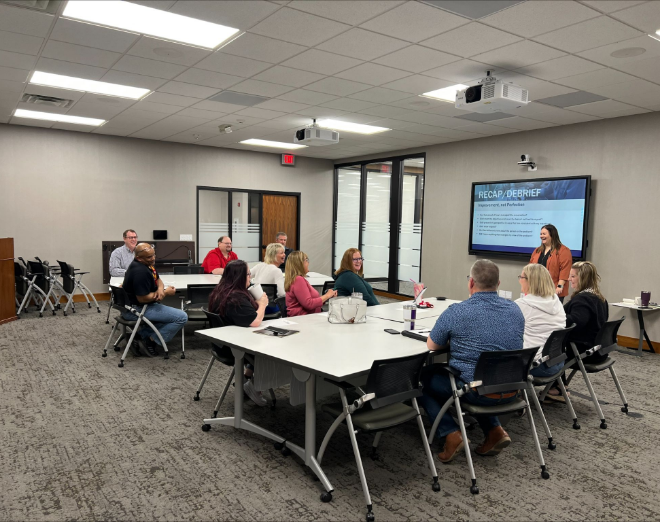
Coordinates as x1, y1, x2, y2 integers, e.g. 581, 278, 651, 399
2, 304, 660, 522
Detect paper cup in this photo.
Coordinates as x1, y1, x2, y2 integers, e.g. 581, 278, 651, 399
248, 283, 263, 300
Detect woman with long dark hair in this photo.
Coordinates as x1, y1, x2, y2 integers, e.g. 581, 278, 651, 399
208, 260, 269, 406
529, 224, 572, 303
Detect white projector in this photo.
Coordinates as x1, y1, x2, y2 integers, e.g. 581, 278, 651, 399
456, 73, 529, 114
294, 126, 339, 146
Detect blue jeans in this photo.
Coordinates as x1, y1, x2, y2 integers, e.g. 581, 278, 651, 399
123, 302, 187, 346
530, 360, 564, 378
419, 364, 516, 439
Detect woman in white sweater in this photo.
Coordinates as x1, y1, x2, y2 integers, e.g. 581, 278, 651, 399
251, 243, 286, 309
515, 263, 567, 378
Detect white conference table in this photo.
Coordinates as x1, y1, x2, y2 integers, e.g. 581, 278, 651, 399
366, 298, 462, 323
195, 312, 440, 502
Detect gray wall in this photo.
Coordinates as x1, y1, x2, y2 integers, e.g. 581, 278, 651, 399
337, 111, 660, 342
0, 123, 334, 293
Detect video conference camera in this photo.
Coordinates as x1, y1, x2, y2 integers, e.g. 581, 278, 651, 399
518, 154, 537, 171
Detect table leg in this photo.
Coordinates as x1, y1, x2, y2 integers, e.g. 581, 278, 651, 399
639, 310, 656, 354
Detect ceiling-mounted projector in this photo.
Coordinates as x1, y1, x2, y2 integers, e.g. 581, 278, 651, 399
456, 71, 529, 113
294, 119, 339, 146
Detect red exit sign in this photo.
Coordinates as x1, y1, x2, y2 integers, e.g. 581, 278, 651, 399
281, 153, 296, 166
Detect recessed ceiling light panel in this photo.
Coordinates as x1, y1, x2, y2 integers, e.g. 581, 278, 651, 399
240, 139, 307, 149
14, 109, 105, 126
317, 119, 390, 135
421, 84, 468, 102
62, 0, 240, 49
30, 71, 150, 100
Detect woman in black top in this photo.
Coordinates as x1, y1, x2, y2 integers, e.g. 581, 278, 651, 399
565, 261, 609, 364
208, 260, 269, 406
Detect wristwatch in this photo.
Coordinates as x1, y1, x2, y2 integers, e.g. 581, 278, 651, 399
557, 284, 563, 289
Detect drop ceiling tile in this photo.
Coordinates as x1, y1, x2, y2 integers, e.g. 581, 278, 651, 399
611, 1, 660, 34
195, 52, 271, 77
598, 106, 651, 118
506, 103, 602, 124
113, 55, 187, 80
0, 29, 43, 56
480, 1, 599, 38
537, 90, 609, 108
79, 92, 135, 106
567, 99, 644, 116
455, 122, 519, 135
231, 78, 295, 97
287, 1, 403, 25
170, 0, 281, 30
54, 122, 98, 133
128, 1, 178, 10
281, 49, 363, 75
367, 118, 418, 130
334, 63, 410, 87
348, 87, 412, 104
261, 114, 312, 128
554, 68, 634, 90
255, 99, 310, 112
483, 116, 558, 130
576, 35, 660, 68
143, 91, 199, 107
358, 105, 416, 118
91, 127, 132, 136
157, 81, 220, 99
67, 101, 130, 119
304, 77, 372, 96
133, 101, 182, 115
515, 56, 605, 81
0, 50, 36, 70
100, 108, 169, 130
533, 16, 642, 53
0, 65, 28, 83
219, 33, 303, 64
277, 88, 339, 105
101, 70, 167, 90
191, 99, 245, 113
320, 98, 380, 112
256, 118, 302, 130
252, 66, 325, 88
49, 18, 139, 54
130, 115, 208, 139
317, 28, 409, 61
423, 59, 498, 83
424, 102, 473, 117
383, 129, 443, 143
380, 75, 453, 95
36, 57, 107, 80
0, 78, 24, 93
128, 37, 212, 66
613, 90, 660, 108
41, 41, 120, 70
164, 130, 220, 144
581, 1, 646, 14
175, 107, 226, 120
420, 22, 521, 58
360, 2, 468, 43
0, 4, 53, 37
585, 78, 660, 101
174, 68, 244, 90
234, 107, 288, 119
296, 106, 349, 120
471, 41, 566, 69
249, 7, 350, 46
615, 55, 660, 83
373, 45, 460, 73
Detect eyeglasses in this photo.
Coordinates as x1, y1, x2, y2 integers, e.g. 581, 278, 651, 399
466, 275, 471, 280
518, 275, 528, 280
221, 242, 232, 246
353, 257, 364, 262
126, 236, 137, 240
304, 258, 309, 262
247, 272, 251, 277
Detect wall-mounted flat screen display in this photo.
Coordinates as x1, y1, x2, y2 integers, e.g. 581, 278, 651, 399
469, 176, 591, 260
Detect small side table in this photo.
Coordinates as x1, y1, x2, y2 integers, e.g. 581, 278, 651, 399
612, 302, 660, 357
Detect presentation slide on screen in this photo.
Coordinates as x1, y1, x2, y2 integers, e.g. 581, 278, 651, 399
471, 179, 587, 256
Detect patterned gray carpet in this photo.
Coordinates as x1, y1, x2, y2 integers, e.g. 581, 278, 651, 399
2, 304, 660, 522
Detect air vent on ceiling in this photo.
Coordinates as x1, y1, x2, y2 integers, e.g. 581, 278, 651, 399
1, 0, 62, 14
21, 93, 74, 108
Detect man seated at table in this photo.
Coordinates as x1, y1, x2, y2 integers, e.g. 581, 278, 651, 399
420, 259, 525, 463
202, 236, 238, 275
109, 229, 138, 276
276, 232, 293, 273
122, 243, 187, 357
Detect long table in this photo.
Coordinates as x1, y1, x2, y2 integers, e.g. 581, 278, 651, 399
195, 312, 438, 501
366, 298, 461, 323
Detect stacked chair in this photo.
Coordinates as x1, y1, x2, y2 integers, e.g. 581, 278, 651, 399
57, 260, 100, 315
15, 258, 57, 317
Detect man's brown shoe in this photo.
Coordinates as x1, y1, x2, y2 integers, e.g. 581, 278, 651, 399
438, 430, 464, 463
475, 426, 511, 456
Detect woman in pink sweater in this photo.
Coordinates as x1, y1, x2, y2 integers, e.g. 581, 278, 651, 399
284, 251, 336, 317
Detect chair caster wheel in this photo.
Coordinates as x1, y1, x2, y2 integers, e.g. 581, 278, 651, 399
621, 406, 628, 414
281, 447, 291, 457
432, 482, 441, 492
320, 491, 332, 503
600, 421, 607, 429
88, 303, 92, 308
102, 353, 107, 358
52, 311, 56, 316
573, 421, 581, 430
470, 485, 479, 495
63, 312, 67, 316
164, 354, 169, 360
202, 424, 211, 432
370, 452, 379, 461
118, 361, 124, 368
39, 313, 43, 318
114, 346, 121, 352
212, 411, 218, 418
181, 353, 186, 359
105, 320, 109, 324
193, 394, 200, 401
366, 512, 375, 522
541, 470, 550, 480
548, 442, 556, 451
274, 442, 284, 450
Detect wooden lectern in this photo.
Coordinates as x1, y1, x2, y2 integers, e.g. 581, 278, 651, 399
0, 238, 18, 325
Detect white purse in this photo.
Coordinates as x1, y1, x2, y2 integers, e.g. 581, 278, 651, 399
327, 296, 367, 324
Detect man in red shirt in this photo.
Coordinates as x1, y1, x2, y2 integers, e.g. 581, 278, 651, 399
202, 236, 238, 274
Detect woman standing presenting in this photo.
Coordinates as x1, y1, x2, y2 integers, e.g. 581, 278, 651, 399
529, 224, 572, 303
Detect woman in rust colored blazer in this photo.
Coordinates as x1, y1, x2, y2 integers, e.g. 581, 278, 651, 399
529, 224, 572, 302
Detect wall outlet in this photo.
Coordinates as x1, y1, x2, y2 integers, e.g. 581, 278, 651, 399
180, 234, 193, 241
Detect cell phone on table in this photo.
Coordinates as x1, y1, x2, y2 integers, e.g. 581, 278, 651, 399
384, 328, 400, 335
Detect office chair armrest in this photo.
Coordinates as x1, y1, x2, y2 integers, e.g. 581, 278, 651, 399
351, 393, 376, 412
463, 380, 483, 393
438, 365, 460, 377
324, 378, 355, 391
584, 344, 602, 357
532, 355, 549, 368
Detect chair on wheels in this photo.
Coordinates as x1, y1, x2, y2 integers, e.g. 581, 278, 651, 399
57, 260, 100, 315
178, 284, 216, 359
102, 286, 169, 367
319, 352, 440, 521
15, 260, 55, 316
196, 309, 276, 415
428, 347, 549, 495
564, 317, 629, 429
173, 264, 204, 274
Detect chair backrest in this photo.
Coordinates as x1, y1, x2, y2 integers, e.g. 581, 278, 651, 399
261, 284, 278, 306
473, 347, 538, 395
14, 261, 28, 294
173, 264, 204, 274
541, 323, 576, 367
185, 284, 216, 306
110, 285, 132, 310
594, 316, 626, 355
27, 260, 49, 292
321, 280, 334, 295
275, 296, 287, 317
57, 261, 76, 293
363, 351, 428, 409
203, 308, 226, 328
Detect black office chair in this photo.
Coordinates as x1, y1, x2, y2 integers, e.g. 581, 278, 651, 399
102, 286, 169, 367
564, 317, 629, 429
28, 259, 64, 317
428, 347, 548, 495
260, 284, 283, 320
320, 352, 440, 520
320, 280, 335, 312
57, 260, 100, 315
173, 264, 204, 274
15, 260, 54, 316
178, 284, 216, 359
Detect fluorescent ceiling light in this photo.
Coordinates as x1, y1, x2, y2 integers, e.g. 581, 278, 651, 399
421, 84, 469, 102
649, 33, 660, 43
240, 139, 307, 149
318, 119, 389, 134
15, 109, 105, 126
63, 0, 240, 49
31, 71, 150, 100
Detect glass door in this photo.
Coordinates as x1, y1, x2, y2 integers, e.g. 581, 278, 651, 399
397, 158, 425, 296
231, 191, 261, 263
362, 161, 392, 289
198, 189, 229, 262
334, 165, 361, 271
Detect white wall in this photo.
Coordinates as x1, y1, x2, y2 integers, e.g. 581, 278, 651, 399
336, 111, 660, 342
0, 123, 334, 293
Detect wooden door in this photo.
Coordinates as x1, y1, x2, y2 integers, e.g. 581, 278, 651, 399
262, 195, 298, 256
0, 238, 17, 324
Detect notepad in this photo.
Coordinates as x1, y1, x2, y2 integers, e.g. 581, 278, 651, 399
254, 326, 299, 337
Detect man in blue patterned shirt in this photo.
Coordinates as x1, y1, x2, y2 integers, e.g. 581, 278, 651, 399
420, 259, 525, 463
